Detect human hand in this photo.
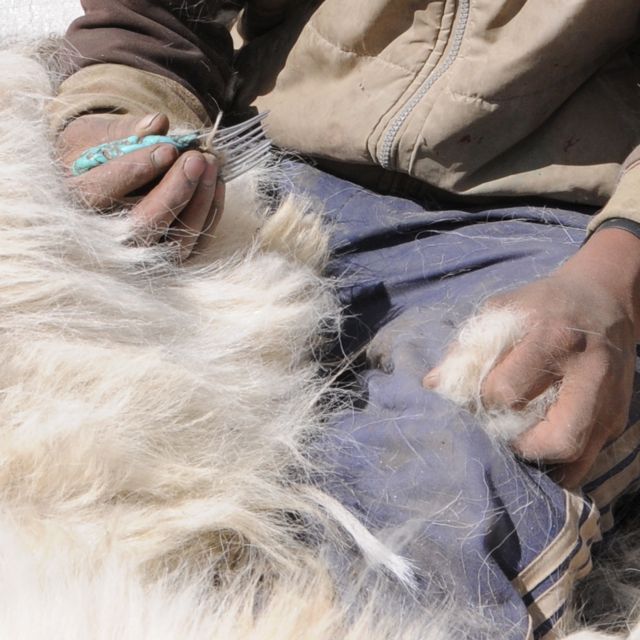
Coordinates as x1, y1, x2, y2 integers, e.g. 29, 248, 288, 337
425, 228, 640, 489
58, 112, 225, 259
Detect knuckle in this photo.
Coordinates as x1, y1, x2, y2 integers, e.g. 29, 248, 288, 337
106, 114, 134, 141
546, 431, 587, 463
135, 204, 167, 230
483, 376, 520, 409
588, 338, 616, 363
551, 326, 586, 354
149, 144, 178, 171
586, 345, 628, 386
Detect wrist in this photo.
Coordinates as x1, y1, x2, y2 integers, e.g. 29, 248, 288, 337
559, 227, 640, 338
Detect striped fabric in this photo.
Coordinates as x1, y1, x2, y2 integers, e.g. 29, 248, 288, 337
517, 418, 640, 638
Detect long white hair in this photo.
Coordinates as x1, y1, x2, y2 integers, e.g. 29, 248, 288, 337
0, 46, 458, 639
0, 44, 635, 640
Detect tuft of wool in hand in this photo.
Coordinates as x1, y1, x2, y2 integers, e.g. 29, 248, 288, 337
431, 307, 558, 441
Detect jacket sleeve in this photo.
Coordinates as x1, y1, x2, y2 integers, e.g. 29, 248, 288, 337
588, 146, 640, 234
50, 1, 243, 131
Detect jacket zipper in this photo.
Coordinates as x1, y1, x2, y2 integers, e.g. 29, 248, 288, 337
378, 0, 471, 170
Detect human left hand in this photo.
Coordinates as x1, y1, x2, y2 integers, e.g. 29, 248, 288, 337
57, 112, 225, 260
425, 227, 640, 489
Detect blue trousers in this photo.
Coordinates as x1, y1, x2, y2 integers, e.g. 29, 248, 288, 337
286, 163, 640, 639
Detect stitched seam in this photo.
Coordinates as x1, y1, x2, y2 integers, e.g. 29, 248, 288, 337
447, 65, 587, 105
307, 22, 419, 74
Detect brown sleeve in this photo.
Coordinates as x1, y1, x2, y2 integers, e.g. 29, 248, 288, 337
64, 1, 244, 118
48, 64, 212, 133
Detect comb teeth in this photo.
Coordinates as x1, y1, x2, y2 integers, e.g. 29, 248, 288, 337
199, 112, 272, 182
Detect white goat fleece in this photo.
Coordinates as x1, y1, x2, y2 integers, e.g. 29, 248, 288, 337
0, 45, 636, 640
0, 45, 505, 639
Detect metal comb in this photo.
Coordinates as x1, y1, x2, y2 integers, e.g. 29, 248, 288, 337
71, 111, 271, 182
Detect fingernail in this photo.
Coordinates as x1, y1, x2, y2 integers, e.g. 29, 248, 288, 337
184, 155, 206, 182
202, 154, 218, 187
423, 368, 440, 389
151, 145, 177, 168
140, 112, 161, 130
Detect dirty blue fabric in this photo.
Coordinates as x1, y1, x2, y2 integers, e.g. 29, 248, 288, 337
284, 163, 640, 639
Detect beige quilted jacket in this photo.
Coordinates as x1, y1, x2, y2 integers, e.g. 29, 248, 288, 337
53, 1, 640, 229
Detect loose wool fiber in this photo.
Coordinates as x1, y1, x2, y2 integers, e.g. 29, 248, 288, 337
0, 46, 636, 640
0, 47, 458, 639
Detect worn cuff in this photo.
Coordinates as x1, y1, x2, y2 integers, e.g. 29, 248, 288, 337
587, 145, 640, 236
48, 64, 211, 133
591, 217, 640, 241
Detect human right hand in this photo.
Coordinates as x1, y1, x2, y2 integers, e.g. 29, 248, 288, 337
425, 227, 640, 489
57, 112, 225, 259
